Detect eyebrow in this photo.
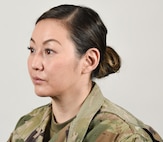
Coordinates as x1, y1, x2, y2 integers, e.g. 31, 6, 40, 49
30, 38, 61, 45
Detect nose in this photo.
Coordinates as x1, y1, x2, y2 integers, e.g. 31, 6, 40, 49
31, 54, 44, 71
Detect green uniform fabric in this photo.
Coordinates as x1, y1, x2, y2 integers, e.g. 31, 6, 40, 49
8, 83, 162, 142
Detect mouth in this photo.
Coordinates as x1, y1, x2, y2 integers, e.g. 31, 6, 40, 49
32, 76, 45, 85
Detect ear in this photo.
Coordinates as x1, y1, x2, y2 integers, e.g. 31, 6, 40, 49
82, 48, 100, 74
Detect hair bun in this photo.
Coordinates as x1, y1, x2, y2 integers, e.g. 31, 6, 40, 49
95, 46, 121, 78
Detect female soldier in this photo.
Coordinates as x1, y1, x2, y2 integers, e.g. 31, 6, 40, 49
8, 4, 162, 142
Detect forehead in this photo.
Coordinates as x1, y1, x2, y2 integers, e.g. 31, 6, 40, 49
31, 19, 70, 42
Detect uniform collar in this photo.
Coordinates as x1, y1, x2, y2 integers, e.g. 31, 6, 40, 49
67, 83, 104, 142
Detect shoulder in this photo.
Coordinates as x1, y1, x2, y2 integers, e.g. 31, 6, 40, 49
93, 103, 146, 130
88, 109, 153, 141
89, 98, 161, 141
15, 103, 51, 129
8, 104, 52, 141
102, 98, 145, 127
84, 83, 162, 141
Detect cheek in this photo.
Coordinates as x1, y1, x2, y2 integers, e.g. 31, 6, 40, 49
27, 57, 32, 74
47, 58, 76, 77
47, 62, 66, 76
27, 57, 30, 68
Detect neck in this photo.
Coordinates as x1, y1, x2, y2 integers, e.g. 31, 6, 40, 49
51, 81, 92, 123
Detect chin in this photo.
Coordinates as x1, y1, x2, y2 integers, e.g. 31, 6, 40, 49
34, 89, 50, 97
36, 93, 49, 97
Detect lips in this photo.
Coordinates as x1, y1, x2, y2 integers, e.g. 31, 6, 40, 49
32, 76, 45, 85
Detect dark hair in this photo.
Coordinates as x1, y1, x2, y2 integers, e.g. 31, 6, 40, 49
36, 4, 121, 78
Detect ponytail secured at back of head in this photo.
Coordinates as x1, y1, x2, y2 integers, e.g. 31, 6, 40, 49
94, 46, 121, 78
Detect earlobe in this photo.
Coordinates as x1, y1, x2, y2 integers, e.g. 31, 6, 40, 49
82, 48, 100, 74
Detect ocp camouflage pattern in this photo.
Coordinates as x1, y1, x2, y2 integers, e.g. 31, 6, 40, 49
8, 83, 163, 142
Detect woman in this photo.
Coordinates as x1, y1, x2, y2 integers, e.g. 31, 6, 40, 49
8, 4, 162, 142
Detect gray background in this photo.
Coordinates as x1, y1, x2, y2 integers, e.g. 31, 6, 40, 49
0, 0, 162, 141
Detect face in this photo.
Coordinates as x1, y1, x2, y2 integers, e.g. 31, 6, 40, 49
28, 19, 84, 97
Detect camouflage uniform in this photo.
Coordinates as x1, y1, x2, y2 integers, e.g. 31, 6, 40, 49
8, 83, 162, 142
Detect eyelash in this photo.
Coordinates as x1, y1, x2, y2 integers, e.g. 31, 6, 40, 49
45, 48, 54, 55
27, 47, 54, 55
27, 47, 35, 53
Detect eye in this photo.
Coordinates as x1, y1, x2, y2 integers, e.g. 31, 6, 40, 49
27, 47, 35, 53
44, 48, 54, 55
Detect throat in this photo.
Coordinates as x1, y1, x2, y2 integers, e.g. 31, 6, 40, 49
51, 98, 82, 124
51, 81, 93, 123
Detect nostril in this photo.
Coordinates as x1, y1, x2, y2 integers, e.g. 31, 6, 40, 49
32, 62, 44, 71
31, 57, 44, 71
29, 53, 44, 71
